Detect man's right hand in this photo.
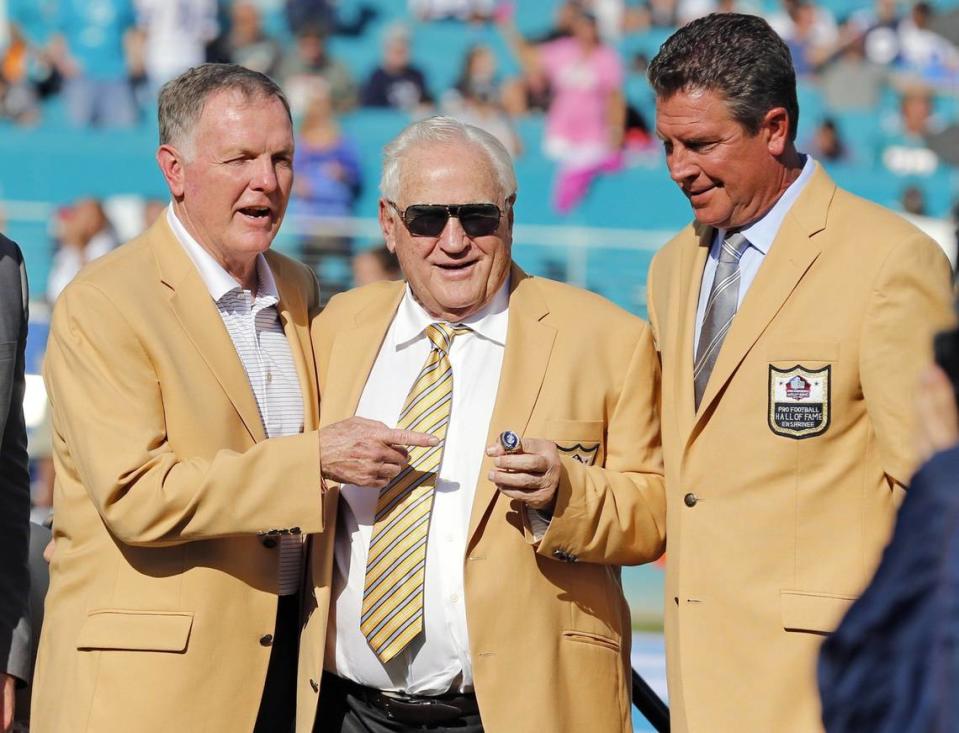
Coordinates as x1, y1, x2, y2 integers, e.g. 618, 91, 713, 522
319, 417, 438, 488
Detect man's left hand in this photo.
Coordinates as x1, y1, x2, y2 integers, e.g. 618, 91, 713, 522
487, 437, 561, 511
1, 673, 15, 732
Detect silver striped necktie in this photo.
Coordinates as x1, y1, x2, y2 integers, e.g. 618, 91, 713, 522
694, 232, 750, 410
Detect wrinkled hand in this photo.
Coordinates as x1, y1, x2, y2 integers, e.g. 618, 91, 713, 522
916, 363, 959, 465
486, 436, 561, 511
1, 673, 14, 733
319, 416, 438, 488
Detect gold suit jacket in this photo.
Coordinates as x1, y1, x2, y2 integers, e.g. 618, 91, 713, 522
646, 164, 955, 732
298, 266, 666, 733
32, 217, 326, 732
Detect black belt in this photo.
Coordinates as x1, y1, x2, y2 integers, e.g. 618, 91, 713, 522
324, 673, 479, 726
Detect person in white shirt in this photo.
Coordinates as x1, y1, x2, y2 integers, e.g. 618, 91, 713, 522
306, 116, 666, 733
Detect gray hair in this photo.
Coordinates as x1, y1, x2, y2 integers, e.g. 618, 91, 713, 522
380, 116, 518, 203
158, 63, 292, 156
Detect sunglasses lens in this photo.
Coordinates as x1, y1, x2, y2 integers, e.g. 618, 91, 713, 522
405, 207, 450, 237
402, 204, 501, 237
459, 205, 501, 237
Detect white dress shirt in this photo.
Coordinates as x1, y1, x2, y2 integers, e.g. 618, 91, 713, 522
329, 281, 510, 694
694, 155, 815, 354
167, 206, 305, 594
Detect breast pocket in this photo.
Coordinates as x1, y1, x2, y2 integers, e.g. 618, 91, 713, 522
545, 418, 605, 466
766, 341, 839, 440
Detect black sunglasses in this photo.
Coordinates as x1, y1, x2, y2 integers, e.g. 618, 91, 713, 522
389, 201, 503, 238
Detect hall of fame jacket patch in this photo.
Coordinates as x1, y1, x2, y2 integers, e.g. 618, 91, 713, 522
768, 365, 831, 439
556, 442, 601, 465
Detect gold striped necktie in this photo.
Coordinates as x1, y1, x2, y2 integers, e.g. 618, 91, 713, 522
361, 321, 469, 663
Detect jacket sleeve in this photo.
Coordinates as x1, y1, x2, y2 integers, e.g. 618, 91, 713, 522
534, 322, 667, 565
860, 234, 955, 488
43, 280, 326, 547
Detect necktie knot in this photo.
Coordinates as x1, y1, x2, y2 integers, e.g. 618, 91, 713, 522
719, 232, 750, 264
426, 322, 470, 353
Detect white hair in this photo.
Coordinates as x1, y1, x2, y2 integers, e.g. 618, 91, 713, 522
380, 116, 518, 204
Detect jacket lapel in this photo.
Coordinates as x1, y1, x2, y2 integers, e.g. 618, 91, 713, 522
467, 265, 556, 546
150, 218, 266, 443
691, 164, 834, 434
321, 283, 405, 425
269, 253, 319, 432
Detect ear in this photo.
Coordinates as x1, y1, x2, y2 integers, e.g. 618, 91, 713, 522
762, 106, 791, 157
156, 144, 187, 199
379, 198, 398, 253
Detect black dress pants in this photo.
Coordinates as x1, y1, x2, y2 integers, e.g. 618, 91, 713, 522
315, 673, 484, 733
254, 593, 300, 733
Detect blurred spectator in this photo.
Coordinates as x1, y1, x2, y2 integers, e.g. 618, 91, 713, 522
808, 117, 849, 163
902, 185, 928, 216
360, 23, 431, 111
292, 80, 362, 266
443, 44, 521, 156
286, 0, 377, 36
500, 6, 625, 212
409, 0, 495, 23
286, 0, 337, 33
820, 36, 887, 110
0, 25, 40, 125
897, 1, 959, 87
132, 0, 218, 95
769, 0, 839, 76
880, 89, 942, 176
225, 1, 282, 78
352, 245, 401, 286
48, 0, 138, 128
279, 25, 356, 115
47, 198, 118, 303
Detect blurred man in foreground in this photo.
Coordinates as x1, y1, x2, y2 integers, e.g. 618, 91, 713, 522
305, 116, 666, 733
646, 13, 953, 732
32, 64, 433, 733
0, 235, 30, 732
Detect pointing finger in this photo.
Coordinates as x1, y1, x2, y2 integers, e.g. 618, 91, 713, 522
385, 428, 439, 447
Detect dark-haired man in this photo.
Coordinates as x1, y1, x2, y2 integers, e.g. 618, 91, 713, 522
32, 63, 434, 733
644, 13, 953, 732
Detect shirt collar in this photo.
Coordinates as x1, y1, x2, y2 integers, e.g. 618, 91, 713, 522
167, 204, 279, 304
717, 154, 816, 255
394, 276, 510, 350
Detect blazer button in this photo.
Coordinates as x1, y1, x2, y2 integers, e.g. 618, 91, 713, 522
684, 493, 698, 507
259, 634, 274, 647
290, 526, 302, 535
262, 537, 277, 549
552, 549, 568, 561
310, 678, 319, 693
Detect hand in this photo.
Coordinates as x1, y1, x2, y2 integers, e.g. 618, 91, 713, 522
486, 436, 561, 511
319, 417, 438, 488
1, 673, 14, 733
916, 363, 959, 464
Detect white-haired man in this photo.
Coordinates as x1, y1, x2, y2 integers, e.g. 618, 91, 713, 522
299, 117, 667, 733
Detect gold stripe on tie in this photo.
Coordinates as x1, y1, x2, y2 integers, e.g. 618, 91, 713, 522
361, 322, 469, 663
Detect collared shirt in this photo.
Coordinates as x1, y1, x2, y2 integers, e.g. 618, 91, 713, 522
167, 206, 305, 595
329, 280, 510, 695
694, 155, 816, 354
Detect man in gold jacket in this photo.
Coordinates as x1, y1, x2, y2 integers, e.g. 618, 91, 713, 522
645, 13, 954, 732
301, 117, 666, 733
32, 64, 434, 733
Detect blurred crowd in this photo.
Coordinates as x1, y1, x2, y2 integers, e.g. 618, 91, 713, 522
2, 0, 958, 293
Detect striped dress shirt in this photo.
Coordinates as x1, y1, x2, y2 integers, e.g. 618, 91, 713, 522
168, 206, 305, 595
